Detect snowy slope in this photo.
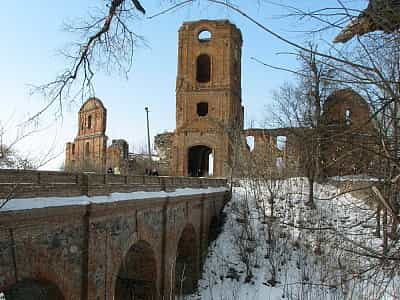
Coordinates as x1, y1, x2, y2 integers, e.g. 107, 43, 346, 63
190, 178, 400, 300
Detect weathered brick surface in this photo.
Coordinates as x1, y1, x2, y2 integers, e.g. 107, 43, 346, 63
65, 98, 108, 174
170, 20, 244, 177
320, 89, 380, 176
0, 169, 227, 199
0, 170, 229, 299
0, 206, 87, 299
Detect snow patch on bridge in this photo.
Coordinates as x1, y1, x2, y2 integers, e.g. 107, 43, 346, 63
0, 187, 229, 212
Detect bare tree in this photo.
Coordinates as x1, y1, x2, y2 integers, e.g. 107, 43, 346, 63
31, 0, 148, 123
271, 44, 337, 208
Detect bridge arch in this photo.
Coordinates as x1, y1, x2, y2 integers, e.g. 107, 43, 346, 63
2, 278, 64, 300
175, 224, 199, 298
114, 240, 158, 300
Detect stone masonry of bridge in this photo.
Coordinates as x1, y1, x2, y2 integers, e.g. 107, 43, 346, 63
0, 169, 229, 299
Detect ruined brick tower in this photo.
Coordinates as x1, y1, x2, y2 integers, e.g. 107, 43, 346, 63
65, 97, 107, 173
171, 20, 244, 177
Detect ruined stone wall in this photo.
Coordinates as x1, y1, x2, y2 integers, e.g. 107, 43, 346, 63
239, 90, 379, 178
154, 132, 174, 175
321, 89, 380, 177
106, 139, 129, 175
241, 128, 307, 177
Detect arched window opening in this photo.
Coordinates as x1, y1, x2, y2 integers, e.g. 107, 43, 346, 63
197, 102, 208, 117
88, 115, 92, 129
345, 109, 351, 125
85, 142, 90, 156
72, 144, 75, 155
198, 30, 212, 42
246, 136, 255, 152
276, 136, 287, 151
196, 54, 211, 83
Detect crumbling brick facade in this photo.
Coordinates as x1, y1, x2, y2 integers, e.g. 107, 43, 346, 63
152, 20, 379, 178
242, 128, 309, 177
170, 20, 244, 177
320, 88, 380, 176
65, 97, 108, 173
154, 132, 174, 174
239, 89, 380, 178
65, 99, 145, 175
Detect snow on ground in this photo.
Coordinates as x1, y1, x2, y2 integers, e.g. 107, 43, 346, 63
189, 178, 400, 300
329, 174, 380, 182
0, 187, 228, 212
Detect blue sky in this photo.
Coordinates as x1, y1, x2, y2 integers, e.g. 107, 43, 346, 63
0, 0, 365, 169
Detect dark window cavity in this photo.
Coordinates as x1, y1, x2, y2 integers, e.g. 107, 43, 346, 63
197, 102, 208, 117
85, 142, 90, 155
196, 54, 211, 83
88, 115, 92, 129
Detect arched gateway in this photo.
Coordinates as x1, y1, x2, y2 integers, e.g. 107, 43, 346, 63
188, 145, 213, 177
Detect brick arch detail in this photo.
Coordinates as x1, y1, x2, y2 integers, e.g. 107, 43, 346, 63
175, 223, 199, 254
1, 276, 66, 300
174, 223, 199, 296
186, 143, 215, 162
187, 142, 215, 150
110, 232, 160, 298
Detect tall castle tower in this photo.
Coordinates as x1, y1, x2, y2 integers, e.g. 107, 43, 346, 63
171, 20, 244, 177
65, 97, 108, 173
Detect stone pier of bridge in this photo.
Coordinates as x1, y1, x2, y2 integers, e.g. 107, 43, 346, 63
0, 170, 230, 299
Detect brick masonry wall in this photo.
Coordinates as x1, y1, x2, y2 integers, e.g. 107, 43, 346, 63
0, 176, 230, 299
0, 169, 227, 199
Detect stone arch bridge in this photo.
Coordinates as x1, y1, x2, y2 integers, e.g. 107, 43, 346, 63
0, 170, 230, 299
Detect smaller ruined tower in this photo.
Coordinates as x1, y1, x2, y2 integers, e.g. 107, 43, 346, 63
65, 97, 108, 173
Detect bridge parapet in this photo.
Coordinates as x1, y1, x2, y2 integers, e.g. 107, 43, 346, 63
0, 169, 227, 199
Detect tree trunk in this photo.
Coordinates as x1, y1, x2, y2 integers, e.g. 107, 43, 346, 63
383, 208, 388, 254
306, 176, 316, 209
375, 204, 381, 238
